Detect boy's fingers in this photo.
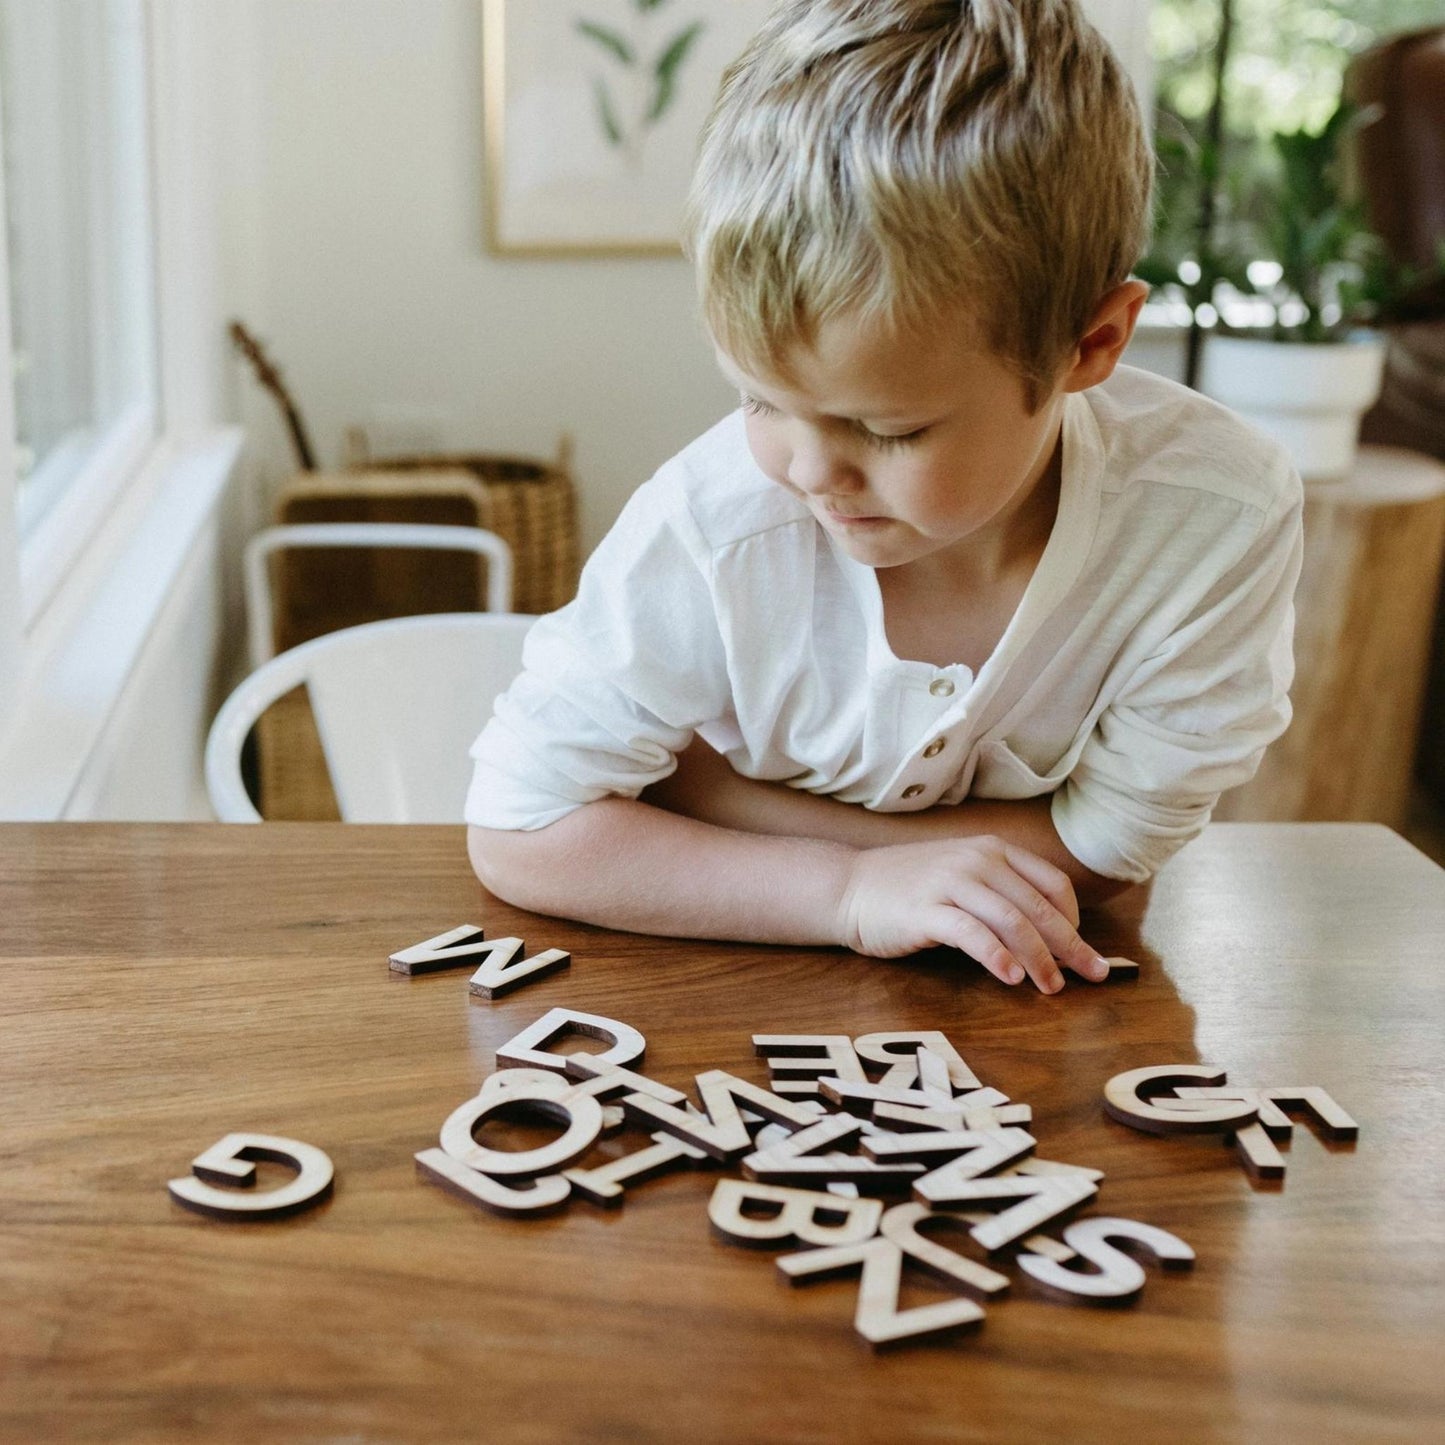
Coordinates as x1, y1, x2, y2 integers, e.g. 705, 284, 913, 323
970, 877, 1068, 991
995, 851, 1108, 983
952, 889, 1063, 994
931, 909, 1025, 986
1001, 844, 1080, 928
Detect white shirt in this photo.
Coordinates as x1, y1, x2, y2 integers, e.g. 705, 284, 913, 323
467, 365, 1303, 883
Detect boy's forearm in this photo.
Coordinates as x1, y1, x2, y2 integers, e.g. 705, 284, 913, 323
467, 800, 859, 945
642, 753, 1131, 906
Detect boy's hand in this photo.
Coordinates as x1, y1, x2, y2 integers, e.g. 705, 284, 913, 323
835, 836, 1110, 993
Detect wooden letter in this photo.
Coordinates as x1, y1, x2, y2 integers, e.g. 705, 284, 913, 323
820, 1078, 960, 1116
914, 1173, 1097, 1252
708, 1179, 883, 1249
872, 1127, 1036, 1175
1173, 1085, 1358, 1142
564, 1133, 708, 1206
742, 1115, 924, 1193
1261, 1087, 1359, 1141
871, 1088, 1015, 1133
168, 1133, 334, 1220
560, 1052, 688, 1105
495, 1007, 646, 1074
1233, 1121, 1287, 1179
389, 923, 493, 975
877, 1202, 1012, 1299
1003, 1157, 1106, 1184
465, 937, 571, 998
415, 1148, 570, 1216
752, 1035, 867, 1097
1103, 1064, 1259, 1136
853, 1032, 981, 1091
621, 1071, 815, 1162
915, 1046, 955, 1102
1102, 956, 1141, 980
438, 1086, 604, 1178
1016, 1216, 1194, 1304
777, 1238, 986, 1348
1171, 1087, 1293, 1136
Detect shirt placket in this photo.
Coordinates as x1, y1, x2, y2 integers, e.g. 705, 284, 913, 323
874, 665, 975, 808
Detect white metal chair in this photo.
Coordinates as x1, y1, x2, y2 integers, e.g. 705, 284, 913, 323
205, 611, 534, 822
243, 522, 514, 667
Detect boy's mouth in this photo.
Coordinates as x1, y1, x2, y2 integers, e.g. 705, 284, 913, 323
824, 507, 890, 529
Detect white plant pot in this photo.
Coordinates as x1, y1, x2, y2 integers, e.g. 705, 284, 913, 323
1199, 333, 1387, 480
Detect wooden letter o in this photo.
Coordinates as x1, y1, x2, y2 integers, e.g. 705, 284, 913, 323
439, 1087, 604, 1178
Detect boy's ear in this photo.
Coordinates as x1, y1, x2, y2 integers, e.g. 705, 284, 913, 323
1059, 280, 1150, 393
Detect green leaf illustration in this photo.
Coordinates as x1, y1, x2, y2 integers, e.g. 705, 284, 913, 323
647, 20, 705, 123
575, 19, 635, 66
592, 75, 624, 147
633, 0, 672, 11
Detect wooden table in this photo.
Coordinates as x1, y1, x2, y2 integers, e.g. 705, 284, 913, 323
3, 822, 1442, 1442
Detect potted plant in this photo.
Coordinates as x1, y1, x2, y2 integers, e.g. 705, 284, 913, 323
1196, 99, 1401, 480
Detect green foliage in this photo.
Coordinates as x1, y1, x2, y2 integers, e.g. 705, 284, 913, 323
1143, 98, 1437, 342
593, 75, 625, 148
575, 19, 635, 67
648, 20, 704, 122
1138, 116, 1255, 307
1242, 102, 1385, 340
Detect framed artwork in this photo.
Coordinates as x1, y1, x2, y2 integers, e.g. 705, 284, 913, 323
483, 0, 772, 256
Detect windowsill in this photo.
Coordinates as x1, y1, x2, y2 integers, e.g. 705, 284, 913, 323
19, 399, 158, 629
0, 426, 243, 819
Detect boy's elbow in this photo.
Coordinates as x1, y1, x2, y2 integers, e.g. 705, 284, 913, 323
468, 823, 549, 908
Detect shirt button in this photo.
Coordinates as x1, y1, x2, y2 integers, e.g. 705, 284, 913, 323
901, 784, 926, 799
923, 738, 946, 758
928, 678, 955, 698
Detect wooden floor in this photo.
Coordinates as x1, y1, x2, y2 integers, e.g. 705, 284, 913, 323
1404, 784, 1445, 868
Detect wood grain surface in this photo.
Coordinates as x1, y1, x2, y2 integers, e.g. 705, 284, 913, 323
1, 821, 1442, 1443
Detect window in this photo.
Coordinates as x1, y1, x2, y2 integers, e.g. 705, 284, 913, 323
0, 0, 158, 606
1154, 0, 1445, 138
1142, 1, 1444, 349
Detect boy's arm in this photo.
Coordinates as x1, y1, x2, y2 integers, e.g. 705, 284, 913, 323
468, 797, 1112, 992
641, 739, 1134, 906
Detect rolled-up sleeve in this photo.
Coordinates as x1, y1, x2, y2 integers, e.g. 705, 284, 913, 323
1051, 468, 1304, 883
466, 476, 731, 830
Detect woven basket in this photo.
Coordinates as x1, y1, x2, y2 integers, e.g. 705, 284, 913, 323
357, 445, 580, 616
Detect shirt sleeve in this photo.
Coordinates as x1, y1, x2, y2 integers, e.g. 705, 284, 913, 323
465, 474, 732, 830
1050, 466, 1305, 883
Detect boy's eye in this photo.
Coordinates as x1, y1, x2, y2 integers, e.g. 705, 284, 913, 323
861, 426, 928, 450
740, 393, 927, 449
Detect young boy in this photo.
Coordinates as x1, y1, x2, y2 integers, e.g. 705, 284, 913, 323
466, 0, 1302, 995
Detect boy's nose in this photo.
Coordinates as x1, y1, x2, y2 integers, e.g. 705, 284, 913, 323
786, 437, 863, 497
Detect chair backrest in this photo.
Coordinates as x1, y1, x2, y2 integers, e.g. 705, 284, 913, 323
206, 611, 534, 823
243, 522, 515, 667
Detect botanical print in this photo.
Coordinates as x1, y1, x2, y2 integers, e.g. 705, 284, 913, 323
485, 0, 770, 253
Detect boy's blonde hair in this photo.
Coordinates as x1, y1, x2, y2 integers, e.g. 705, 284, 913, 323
683, 0, 1152, 408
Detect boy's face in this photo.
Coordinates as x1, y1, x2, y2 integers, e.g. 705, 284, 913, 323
717, 310, 1067, 576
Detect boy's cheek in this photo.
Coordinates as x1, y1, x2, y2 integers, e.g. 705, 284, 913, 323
743, 426, 789, 489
